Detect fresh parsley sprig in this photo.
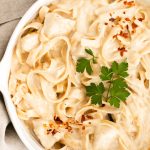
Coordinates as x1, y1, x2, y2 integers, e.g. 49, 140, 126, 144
87, 61, 130, 108
76, 48, 130, 108
100, 61, 130, 108
76, 49, 97, 75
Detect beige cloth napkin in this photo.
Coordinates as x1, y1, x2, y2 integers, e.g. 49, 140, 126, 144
0, 0, 36, 149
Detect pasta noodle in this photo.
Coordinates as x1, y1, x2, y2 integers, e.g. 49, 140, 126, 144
9, 0, 150, 149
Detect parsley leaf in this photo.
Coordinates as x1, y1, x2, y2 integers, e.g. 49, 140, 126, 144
109, 97, 120, 108
112, 78, 128, 89
85, 48, 94, 56
109, 86, 130, 108
85, 48, 97, 64
86, 83, 105, 105
112, 61, 128, 77
76, 49, 97, 75
76, 58, 92, 75
100, 66, 113, 81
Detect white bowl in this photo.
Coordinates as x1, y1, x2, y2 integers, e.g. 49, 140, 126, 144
0, 0, 56, 149
1, 0, 150, 150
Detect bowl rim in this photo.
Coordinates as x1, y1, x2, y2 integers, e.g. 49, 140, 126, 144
0, 0, 55, 150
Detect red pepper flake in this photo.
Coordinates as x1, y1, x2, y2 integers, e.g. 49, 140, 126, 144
81, 115, 86, 122
131, 30, 135, 34
104, 22, 108, 25
118, 47, 127, 57
64, 122, 69, 126
124, 1, 135, 7
113, 31, 129, 39
123, 11, 126, 14
132, 22, 138, 29
81, 115, 93, 122
113, 34, 117, 39
86, 115, 93, 120
125, 18, 131, 21
119, 31, 129, 38
49, 123, 54, 128
51, 129, 58, 135
54, 115, 63, 124
126, 24, 129, 30
63, 122, 73, 132
66, 125, 72, 132
109, 18, 115, 22
114, 16, 121, 25
109, 16, 121, 25
138, 18, 144, 22
47, 129, 52, 134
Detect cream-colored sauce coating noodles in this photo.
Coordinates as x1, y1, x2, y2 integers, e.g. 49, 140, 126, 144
9, 0, 150, 149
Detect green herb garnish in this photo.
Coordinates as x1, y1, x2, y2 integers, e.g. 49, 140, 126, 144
86, 83, 105, 105
88, 62, 130, 108
76, 48, 130, 108
76, 49, 97, 75
111, 61, 129, 77
85, 48, 97, 64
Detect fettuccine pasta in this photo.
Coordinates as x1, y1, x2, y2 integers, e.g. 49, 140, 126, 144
9, 0, 150, 149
